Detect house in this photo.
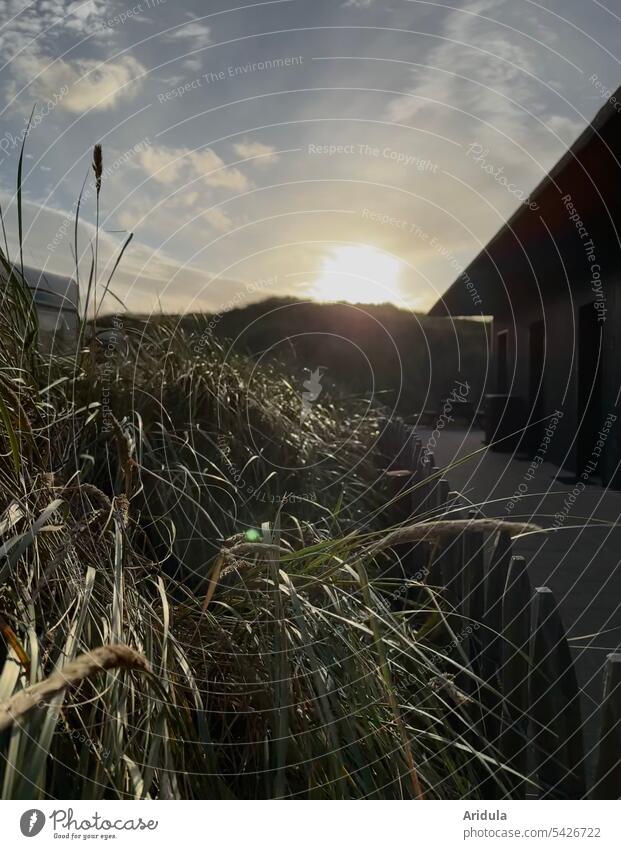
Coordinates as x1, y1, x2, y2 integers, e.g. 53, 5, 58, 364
430, 87, 621, 488
2, 265, 79, 353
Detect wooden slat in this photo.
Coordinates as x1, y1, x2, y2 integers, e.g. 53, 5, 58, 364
500, 555, 531, 797
474, 530, 513, 776
459, 527, 486, 707
529, 586, 585, 799
438, 478, 450, 511
411, 437, 422, 473
591, 653, 621, 799
436, 534, 462, 614
485, 530, 513, 643
462, 526, 486, 632
393, 422, 411, 469
384, 469, 414, 523
411, 458, 430, 517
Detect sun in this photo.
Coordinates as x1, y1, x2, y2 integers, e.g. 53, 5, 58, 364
311, 245, 403, 304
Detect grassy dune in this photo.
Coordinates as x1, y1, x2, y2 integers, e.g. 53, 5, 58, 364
0, 146, 507, 800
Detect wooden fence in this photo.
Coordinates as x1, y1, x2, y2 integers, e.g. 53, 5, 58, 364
378, 415, 621, 800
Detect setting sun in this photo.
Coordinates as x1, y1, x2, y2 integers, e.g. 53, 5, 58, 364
311, 245, 403, 304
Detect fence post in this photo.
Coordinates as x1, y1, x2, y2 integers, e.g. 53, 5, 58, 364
411, 437, 422, 474
485, 530, 512, 642
500, 555, 531, 797
393, 422, 414, 469
591, 653, 621, 799
462, 524, 486, 641
448, 491, 463, 519
475, 530, 513, 774
381, 421, 429, 585
412, 457, 431, 517
438, 478, 450, 510
435, 534, 462, 614
385, 470, 414, 523
529, 586, 585, 799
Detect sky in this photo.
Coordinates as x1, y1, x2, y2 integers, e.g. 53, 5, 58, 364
0, 0, 620, 315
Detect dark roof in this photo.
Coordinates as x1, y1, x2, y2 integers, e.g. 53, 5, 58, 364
429, 86, 621, 317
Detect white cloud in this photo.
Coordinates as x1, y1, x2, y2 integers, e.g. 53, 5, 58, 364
203, 207, 233, 233
233, 140, 280, 168
182, 57, 203, 73
7, 54, 146, 113
385, 0, 581, 151
138, 144, 251, 192
0, 0, 114, 56
157, 21, 211, 73
164, 21, 211, 49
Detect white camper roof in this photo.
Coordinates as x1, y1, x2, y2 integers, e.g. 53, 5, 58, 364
2, 265, 79, 312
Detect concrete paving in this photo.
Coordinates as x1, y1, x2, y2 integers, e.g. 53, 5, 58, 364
417, 426, 621, 779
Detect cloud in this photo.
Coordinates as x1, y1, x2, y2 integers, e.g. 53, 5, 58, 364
382, 0, 585, 189
203, 207, 233, 233
138, 144, 251, 192
0, 0, 116, 58
165, 21, 211, 46
385, 0, 581, 151
6, 54, 146, 113
233, 140, 280, 168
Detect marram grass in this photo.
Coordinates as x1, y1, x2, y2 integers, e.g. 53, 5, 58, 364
0, 143, 515, 800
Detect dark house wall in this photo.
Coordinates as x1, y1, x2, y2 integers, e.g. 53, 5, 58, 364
489, 140, 621, 483
431, 92, 621, 487
491, 285, 617, 481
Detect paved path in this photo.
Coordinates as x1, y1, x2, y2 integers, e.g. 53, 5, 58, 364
417, 427, 621, 776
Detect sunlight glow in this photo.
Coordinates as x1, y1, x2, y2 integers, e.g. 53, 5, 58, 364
311, 245, 403, 304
